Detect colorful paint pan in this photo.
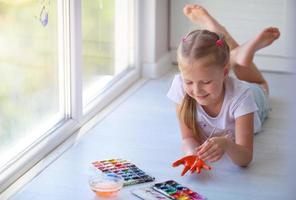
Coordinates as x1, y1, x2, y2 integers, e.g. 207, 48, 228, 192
153, 180, 206, 200
92, 159, 155, 186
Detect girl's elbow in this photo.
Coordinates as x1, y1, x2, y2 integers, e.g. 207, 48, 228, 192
238, 153, 253, 167
239, 159, 252, 167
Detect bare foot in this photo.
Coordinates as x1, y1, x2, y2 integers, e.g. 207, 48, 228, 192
183, 4, 239, 50
183, 4, 226, 35
231, 27, 280, 67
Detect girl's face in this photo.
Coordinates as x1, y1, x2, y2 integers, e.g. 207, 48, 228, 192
180, 56, 228, 107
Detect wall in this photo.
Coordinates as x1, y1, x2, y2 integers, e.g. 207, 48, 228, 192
140, 0, 172, 78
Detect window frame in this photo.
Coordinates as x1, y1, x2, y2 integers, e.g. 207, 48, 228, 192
0, 0, 140, 195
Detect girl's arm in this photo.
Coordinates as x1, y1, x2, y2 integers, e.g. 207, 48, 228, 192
225, 112, 254, 166
197, 112, 254, 167
176, 104, 200, 155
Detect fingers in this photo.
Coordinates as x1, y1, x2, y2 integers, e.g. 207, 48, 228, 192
201, 148, 219, 161
184, 4, 197, 10
181, 165, 191, 176
172, 156, 195, 176
197, 141, 214, 159
190, 158, 211, 174
197, 139, 225, 162
206, 150, 223, 163
183, 4, 197, 15
189, 159, 199, 173
173, 155, 196, 167
172, 158, 184, 167
197, 140, 212, 154
207, 153, 222, 163
202, 163, 212, 170
173, 155, 212, 175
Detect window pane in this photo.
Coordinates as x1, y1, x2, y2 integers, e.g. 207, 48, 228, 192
0, 1, 62, 169
82, 0, 135, 106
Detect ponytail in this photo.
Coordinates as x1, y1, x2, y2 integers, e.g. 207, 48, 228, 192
179, 94, 202, 144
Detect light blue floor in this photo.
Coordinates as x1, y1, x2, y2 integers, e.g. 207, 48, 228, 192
11, 67, 296, 200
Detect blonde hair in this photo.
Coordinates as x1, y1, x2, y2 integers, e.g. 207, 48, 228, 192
177, 29, 230, 143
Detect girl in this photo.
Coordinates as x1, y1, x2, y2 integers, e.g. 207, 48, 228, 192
167, 4, 280, 167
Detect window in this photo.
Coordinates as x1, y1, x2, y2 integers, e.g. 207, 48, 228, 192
82, 0, 135, 107
0, 0, 138, 192
0, 0, 63, 170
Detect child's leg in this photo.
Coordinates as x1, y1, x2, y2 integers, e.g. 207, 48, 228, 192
183, 5, 280, 93
231, 27, 280, 67
183, 4, 239, 50
230, 28, 280, 93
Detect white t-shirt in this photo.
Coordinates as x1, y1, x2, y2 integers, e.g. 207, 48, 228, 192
167, 74, 261, 140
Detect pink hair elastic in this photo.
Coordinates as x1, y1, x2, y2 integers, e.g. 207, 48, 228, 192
216, 39, 223, 46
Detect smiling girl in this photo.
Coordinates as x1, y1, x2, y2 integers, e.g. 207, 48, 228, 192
167, 5, 280, 166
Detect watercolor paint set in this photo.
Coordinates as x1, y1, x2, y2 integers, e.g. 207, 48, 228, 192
152, 180, 206, 200
131, 180, 206, 200
92, 158, 155, 186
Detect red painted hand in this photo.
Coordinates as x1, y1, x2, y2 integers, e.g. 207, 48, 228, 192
172, 155, 211, 176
